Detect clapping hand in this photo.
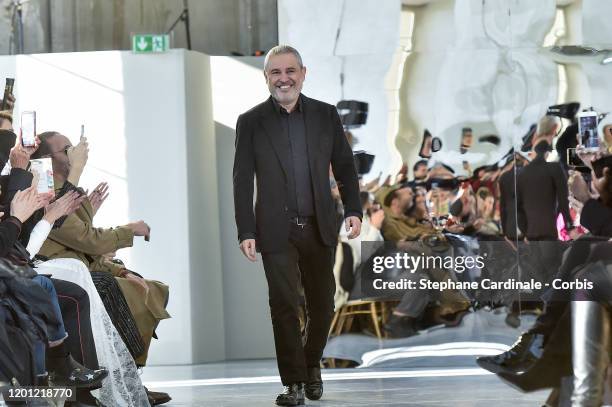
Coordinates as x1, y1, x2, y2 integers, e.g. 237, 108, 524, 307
43, 191, 86, 224
10, 186, 47, 223
88, 182, 109, 215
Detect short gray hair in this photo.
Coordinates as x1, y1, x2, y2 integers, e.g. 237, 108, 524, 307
264, 45, 303, 72
537, 115, 559, 137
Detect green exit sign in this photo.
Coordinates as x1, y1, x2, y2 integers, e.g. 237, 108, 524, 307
132, 34, 170, 53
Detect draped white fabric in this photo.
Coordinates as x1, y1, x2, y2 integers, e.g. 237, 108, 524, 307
35, 258, 149, 407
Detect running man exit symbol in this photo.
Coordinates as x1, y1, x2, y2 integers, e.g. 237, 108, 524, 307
132, 34, 170, 53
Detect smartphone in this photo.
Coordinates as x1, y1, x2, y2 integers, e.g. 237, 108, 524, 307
20, 111, 36, 147
566, 147, 590, 172
29, 157, 54, 195
592, 155, 612, 178
1, 78, 14, 111
577, 111, 599, 151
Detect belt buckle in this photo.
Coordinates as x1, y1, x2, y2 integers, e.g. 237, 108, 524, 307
296, 217, 306, 228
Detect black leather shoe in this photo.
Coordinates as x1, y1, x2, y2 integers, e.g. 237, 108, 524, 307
384, 314, 418, 338
305, 367, 323, 400
497, 360, 571, 393
276, 383, 304, 406
145, 387, 172, 405
476, 332, 544, 374
48, 354, 108, 389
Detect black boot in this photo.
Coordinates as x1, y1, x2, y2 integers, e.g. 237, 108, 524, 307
46, 343, 108, 389
305, 367, 323, 400
476, 332, 545, 374
496, 312, 572, 392
145, 387, 172, 405
276, 383, 305, 406
384, 314, 418, 338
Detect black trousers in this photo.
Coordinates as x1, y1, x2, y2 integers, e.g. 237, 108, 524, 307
262, 221, 335, 385
51, 278, 100, 369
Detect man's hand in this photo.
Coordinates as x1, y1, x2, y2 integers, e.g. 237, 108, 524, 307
67, 136, 89, 170
43, 191, 86, 224
239, 238, 257, 262
369, 208, 384, 230
10, 186, 46, 222
88, 182, 109, 215
9, 143, 31, 170
445, 224, 465, 234
125, 272, 148, 292
345, 216, 362, 239
1, 94, 15, 111
569, 171, 593, 203
127, 220, 151, 240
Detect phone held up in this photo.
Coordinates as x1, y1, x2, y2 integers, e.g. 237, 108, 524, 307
1, 78, 14, 111
577, 110, 599, 152
20, 111, 36, 148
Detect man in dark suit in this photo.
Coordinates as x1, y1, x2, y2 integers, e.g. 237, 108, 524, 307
233, 45, 362, 406
516, 140, 573, 288
517, 140, 573, 240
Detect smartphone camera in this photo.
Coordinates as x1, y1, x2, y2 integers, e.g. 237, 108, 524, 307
20, 111, 36, 148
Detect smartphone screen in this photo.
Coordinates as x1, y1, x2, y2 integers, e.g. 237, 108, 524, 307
578, 113, 599, 150
20, 111, 36, 147
29, 157, 54, 195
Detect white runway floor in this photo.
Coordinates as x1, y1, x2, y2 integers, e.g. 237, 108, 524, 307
141, 310, 551, 406
141, 360, 550, 406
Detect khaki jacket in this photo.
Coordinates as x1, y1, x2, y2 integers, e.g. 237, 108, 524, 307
39, 200, 134, 277
382, 212, 435, 242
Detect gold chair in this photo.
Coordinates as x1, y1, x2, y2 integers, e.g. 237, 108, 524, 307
328, 299, 397, 340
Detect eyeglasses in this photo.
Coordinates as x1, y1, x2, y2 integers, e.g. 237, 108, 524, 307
42, 145, 71, 158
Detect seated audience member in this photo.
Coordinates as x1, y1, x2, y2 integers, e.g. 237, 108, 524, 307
411, 160, 428, 185
0, 102, 152, 404
31, 131, 171, 406
450, 186, 500, 237
0, 133, 142, 405
406, 186, 432, 226
0, 181, 107, 391
377, 183, 434, 241
373, 185, 469, 337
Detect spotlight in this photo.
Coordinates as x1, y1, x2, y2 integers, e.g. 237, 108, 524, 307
336, 100, 368, 129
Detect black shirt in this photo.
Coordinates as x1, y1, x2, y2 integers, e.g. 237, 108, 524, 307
272, 96, 315, 217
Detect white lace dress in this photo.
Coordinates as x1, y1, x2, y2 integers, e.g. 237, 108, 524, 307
29, 221, 149, 406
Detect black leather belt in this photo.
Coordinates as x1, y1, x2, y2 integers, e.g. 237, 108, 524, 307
289, 216, 315, 226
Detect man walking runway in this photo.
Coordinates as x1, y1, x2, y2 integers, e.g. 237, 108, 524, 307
233, 45, 362, 406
